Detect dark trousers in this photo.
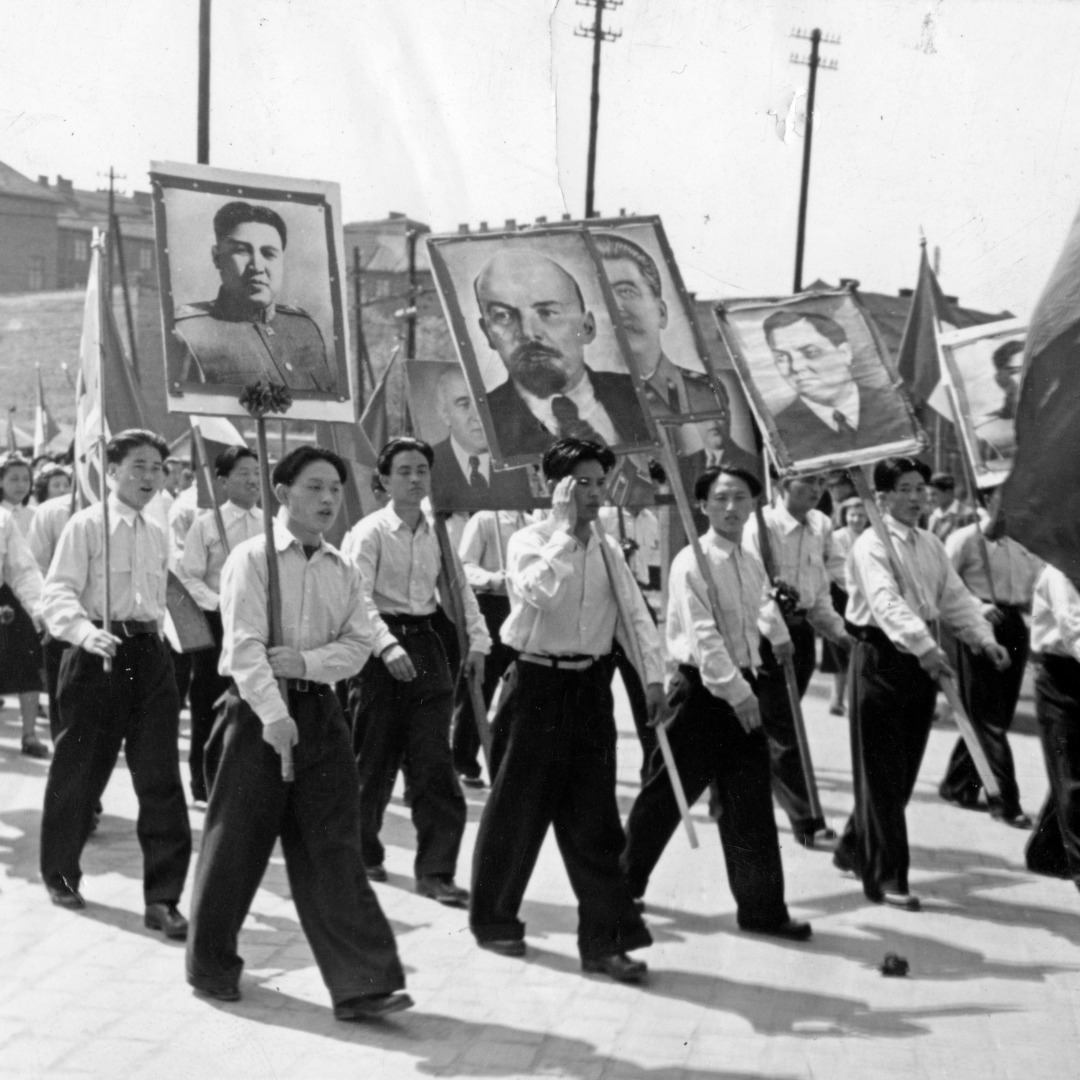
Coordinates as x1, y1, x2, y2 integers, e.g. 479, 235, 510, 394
187, 687, 405, 1003
172, 647, 193, 710
756, 622, 823, 833
623, 666, 790, 929
352, 623, 465, 878
939, 605, 1028, 816
451, 593, 515, 780
1026, 656, 1080, 880
188, 610, 228, 800
470, 658, 651, 961
835, 628, 938, 899
40, 634, 191, 903
43, 636, 69, 741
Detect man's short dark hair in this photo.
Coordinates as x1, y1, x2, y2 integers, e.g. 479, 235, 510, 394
106, 429, 169, 466
215, 445, 258, 479
875, 456, 932, 492
370, 471, 386, 495
762, 309, 848, 350
272, 445, 347, 487
992, 339, 1024, 371
929, 471, 956, 491
541, 438, 616, 483
213, 201, 288, 249
693, 465, 762, 502
593, 233, 662, 299
377, 437, 434, 476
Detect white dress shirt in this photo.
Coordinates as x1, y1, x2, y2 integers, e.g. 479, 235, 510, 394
342, 504, 490, 658
459, 510, 532, 594
168, 485, 199, 564
667, 529, 790, 705
177, 501, 266, 611
42, 493, 169, 647
2, 501, 34, 537
499, 516, 664, 684
744, 503, 846, 641
944, 523, 1042, 608
846, 513, 996, 658
597, 506, 660, 588
219, 517, 376, 726
27, 495, 72, 574
1031, 565, 1080, 661
451, 439, 491, 485
0, 505, 44, 617
516, 374, 619, 445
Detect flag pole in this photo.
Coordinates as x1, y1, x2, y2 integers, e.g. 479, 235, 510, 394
95, 230, 113, 674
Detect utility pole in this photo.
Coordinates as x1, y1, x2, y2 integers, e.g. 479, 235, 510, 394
405, 228, 419, 360
197, 0, 211, 165
575, 0, 622, 219
790, 28, 839, 293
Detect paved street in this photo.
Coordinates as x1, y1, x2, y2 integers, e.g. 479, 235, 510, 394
1, 669, 1077, 1080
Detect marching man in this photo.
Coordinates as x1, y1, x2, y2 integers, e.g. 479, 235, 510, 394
470, 438, 661, 982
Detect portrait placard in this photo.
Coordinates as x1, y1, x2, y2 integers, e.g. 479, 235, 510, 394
150, 161, 354, 423
405, 359, 543, 512
716, 289, 923, 474
426, 225, 659, 468
937, 317, 1026, 486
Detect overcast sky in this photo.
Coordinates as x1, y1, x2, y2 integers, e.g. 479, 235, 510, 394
2, 0, 1077, 317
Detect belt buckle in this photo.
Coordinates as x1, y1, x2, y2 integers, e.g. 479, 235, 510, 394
292, 678, 312, 693
116, 620, 131, 638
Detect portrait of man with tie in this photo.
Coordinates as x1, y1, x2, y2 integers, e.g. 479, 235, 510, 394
719, 293, 919, 472
426, 229, 657, 468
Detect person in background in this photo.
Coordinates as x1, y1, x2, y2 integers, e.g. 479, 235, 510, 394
927, 473, 978, 543
820, 496, 868, 716
0, 453, 48, 757
33, 464, 71, 506
176, 446, 264, 804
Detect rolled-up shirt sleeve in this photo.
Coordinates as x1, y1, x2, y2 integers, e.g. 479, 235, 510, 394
42, 517, 96, 647
852, 536, 938, 657
177, 518, 219, 611
344, 525, 399, 658
938, 558, 997, 652
459, 514, 502, 592
507, 527, 578, 610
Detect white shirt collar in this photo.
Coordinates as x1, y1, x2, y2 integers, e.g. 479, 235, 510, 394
797, 383, 861, 432
703, 527, 739, 554
450, 438, 490, 482
222, 499, 261, 522
771, 501, 807, 536
107, 492, 145, 532
383, 503, 429, 535
883, 512, 917, 543
271, 511, 341, 560
516, 372, 598, 432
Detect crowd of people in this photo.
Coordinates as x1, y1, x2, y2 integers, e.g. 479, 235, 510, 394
2, 432, 1079, 1024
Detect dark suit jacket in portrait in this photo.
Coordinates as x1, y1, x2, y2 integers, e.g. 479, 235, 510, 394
773, 382, 910, 463
486, 369, 653, 460
171, 288, 336, 394
430, 437, 536, 513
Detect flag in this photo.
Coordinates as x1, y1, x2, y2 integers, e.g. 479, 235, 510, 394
74, 230, 151, 502
189, 415, 247, 510
33, 365, 60, 458
1000, 202, 1080, 584
358, 352, 396, 453
896, 240, 959, 410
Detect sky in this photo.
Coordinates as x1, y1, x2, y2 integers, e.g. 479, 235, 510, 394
1, 0, 1078, 318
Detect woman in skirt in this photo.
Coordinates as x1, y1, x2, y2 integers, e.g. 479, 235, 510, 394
0, 453, 48, 758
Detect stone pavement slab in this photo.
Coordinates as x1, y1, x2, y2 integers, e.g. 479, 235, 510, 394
1, 671, 1078, 1079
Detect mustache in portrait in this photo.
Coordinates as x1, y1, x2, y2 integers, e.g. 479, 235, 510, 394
508, 341, 569, 397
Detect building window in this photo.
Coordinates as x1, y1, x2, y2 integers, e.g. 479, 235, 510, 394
138, 246, 153, 271
73, 236, 89, 262
27, 256, 45, 291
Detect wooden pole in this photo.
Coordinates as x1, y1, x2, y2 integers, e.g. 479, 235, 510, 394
583, 0, 606, 218
190, 419, 230, 557
197, 0, 211, 165
793, 28, 821, 293
96, 232, 112, 674
255, 417, 292, 781
848, 468, 1000, 797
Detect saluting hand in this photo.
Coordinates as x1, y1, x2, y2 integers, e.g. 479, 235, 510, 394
83, 628, 121, 658
733, 693, 762, 734
549, 475, 577, 534
382, 643, 417, 682
983, 641, 1011, 672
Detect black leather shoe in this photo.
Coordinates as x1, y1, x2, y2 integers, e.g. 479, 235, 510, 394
881, 891, 921, 911
741, 918, 812, 942
582, 952, 648, 983
334, 992, 414, 1021
477, 938, 526, 958
47, 882, 85, 909
364, 864, 388, 882
832, 847, 857, 874
460, 775, 486, 789
190, 981, 241, 1003
416, 875, 469, 907
992, 809, 1034, 830
631, 897, 645, 914
145, 901, 189, 939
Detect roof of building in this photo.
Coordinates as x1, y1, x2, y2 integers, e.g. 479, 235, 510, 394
0, 160, 64, 205
343, 213, 432, 273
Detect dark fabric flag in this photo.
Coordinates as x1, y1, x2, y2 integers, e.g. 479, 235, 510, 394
1000, 203, 1080, 584
896, 241, 959, 407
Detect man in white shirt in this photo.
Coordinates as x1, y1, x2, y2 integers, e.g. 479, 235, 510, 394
744, 473, 852, 845
1024, 564, 1080, 888
176, 445, 264, 803
343, 437, 490, 907
939, 500, 1042, 826
186, 446, 410, 1020
623, 465, 811, 939
834, 457, 1008, 910
39, 430, 192, 934
469, 438, 662, 983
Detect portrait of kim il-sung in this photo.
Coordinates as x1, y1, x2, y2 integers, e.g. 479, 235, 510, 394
718, 290, 922, 473
151, 161, 355, 424
426, 226, 658, 468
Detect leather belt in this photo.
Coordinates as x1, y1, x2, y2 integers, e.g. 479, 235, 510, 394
520, 653, 597, 671
93, 619, 159, 636
286, 678, 322, 694
383, 614, 434, 636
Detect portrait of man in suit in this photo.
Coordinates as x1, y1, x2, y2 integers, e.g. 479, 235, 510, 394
429, 366, 534, 511
170, 200, 337, 394
763, 309, 910, 462
473, 248, 653, 460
